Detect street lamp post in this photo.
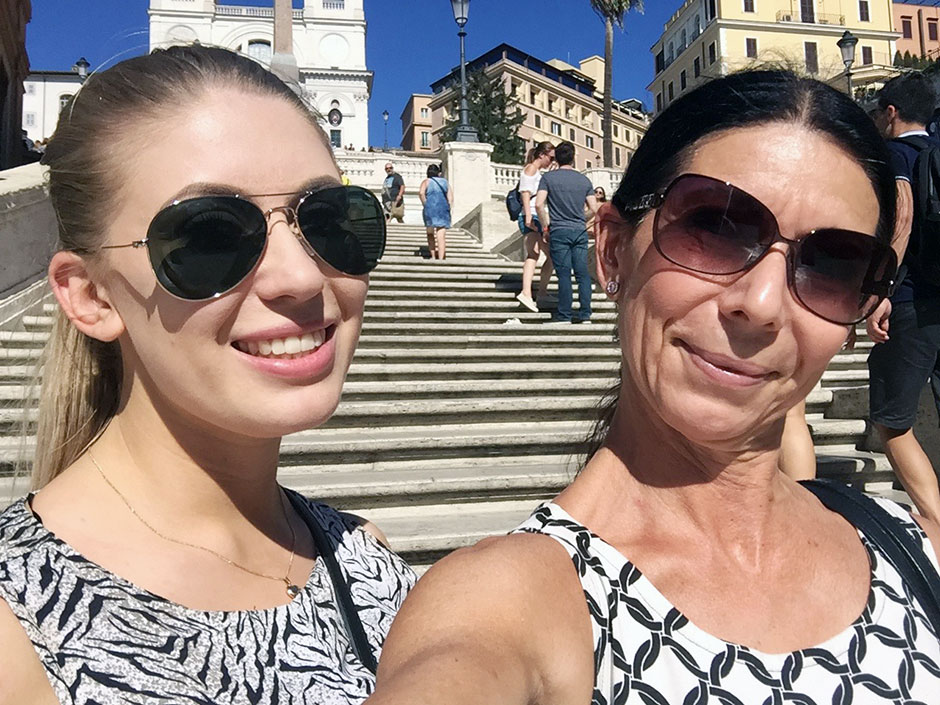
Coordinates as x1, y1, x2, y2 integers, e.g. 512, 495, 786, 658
450, 0, 478, 142
837, 30, 858, 98
382, 109, 389, 151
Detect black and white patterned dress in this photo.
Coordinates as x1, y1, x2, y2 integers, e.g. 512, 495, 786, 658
514, 500, 940, 704
0, 493, 415, 705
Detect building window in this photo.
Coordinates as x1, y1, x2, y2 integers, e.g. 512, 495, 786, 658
694, 57, 701, 77
534, 114, 541, 128
708, 42, 717, 65
58, 94, 73, 114
861, 46, 873, 65
705, 0, 716, 21
25, 83, 35, 95
547, 97, 556, 113
680, 70, 687, 90
421, 131, 430, 148
655, 50, 665, 73
902, 17, 913, 39
420, 107, 429, 119
615, 147, 621, 166
246, 39, 272, 65
668, 82, 675, 101
681, 29, 687, 49
25, 112, 35, 127
570, 128, 576, 140
930, 20, 939, 41
330, 129, 342, 148
551, 121, 562, 136
586, 135, 595, 148
858, 0, 869, 22
613, 124, 619, 138
530, 88, 537, 105
744, 0, 754, 11
586, 160, 592, 169
800, 0, 815, 23
746, 38, 758, 58
667, 42, 674, 63
624, 129, 631, 143
656, 93, 663, 111
804, 42, 818, 75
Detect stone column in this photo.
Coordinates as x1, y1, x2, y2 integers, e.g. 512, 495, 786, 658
441, 141, 493, 224
270, 0, 299, 85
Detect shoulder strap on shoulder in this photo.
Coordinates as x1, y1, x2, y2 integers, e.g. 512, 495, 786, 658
286, 491, 378, 674
801, 479, 940, 631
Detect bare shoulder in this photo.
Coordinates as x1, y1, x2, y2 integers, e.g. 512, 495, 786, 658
0, 598, 58, 705
339, 511, 391, 549
372, 532, 594, 705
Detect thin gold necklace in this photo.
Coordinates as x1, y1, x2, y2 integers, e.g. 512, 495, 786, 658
88, 453, 301, 599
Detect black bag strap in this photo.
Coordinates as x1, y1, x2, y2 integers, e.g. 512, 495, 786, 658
801, 479, 940, 631
286, 490, 379, 674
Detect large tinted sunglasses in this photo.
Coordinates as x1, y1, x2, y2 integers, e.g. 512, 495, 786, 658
616, 173, 897, 325
101, 185, 385, 300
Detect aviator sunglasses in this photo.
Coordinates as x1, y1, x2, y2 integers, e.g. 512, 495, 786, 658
101, 184, 386, 300
615, 173, 898, 325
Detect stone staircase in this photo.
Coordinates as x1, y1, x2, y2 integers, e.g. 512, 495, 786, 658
0, 224, 897, 569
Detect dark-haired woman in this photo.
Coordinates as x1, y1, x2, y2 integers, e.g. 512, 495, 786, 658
0, 45, 413, 705
366, 71, 940, 704
419, 164, 453, 260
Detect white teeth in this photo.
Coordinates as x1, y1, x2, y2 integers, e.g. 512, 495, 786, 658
236, 330, 329, 359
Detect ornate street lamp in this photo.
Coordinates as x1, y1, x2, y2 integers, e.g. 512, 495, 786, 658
837, 30, 858, 98
382, 109, 389, 151
73, 57, 90, 83
449, 0, 478, 142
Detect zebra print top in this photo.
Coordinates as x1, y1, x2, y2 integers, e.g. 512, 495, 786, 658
514, 499, 940, 705
0, 492, 416, 705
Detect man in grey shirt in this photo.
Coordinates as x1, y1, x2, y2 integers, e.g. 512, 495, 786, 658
536, 141, 599, 323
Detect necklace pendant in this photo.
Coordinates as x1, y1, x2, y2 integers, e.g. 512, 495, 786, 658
285, 582, 301, 599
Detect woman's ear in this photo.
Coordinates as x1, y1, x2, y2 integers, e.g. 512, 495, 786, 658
594, 202, 631, 299
48, 251, 125, 342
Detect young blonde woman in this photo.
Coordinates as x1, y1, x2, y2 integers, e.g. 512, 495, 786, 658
0, 46, 414, 705
515, 142, 555, 312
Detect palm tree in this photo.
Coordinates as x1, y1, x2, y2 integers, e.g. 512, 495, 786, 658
589, 0, 643, 168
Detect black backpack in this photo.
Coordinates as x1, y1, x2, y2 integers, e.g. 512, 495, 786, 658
896, 135, 940, 286
505, 183, 523, 221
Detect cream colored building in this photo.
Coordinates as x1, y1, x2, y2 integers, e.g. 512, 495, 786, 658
649, 0, 900, 113
400, 94, 433, 152
426, 43, 649, 171
149, 0, 373, 150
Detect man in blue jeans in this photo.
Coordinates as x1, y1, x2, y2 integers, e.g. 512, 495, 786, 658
535, 142, 599, 323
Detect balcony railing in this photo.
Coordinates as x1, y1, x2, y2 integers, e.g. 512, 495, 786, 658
775, 10, 845, 26
215, 5, 304, 19
323, 0, 345, 8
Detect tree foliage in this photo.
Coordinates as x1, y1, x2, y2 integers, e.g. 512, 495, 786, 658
441, 69, 526, 164
589, 0, 644, 168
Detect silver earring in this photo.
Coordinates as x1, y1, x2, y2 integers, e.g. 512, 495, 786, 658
606, 280, 620, 295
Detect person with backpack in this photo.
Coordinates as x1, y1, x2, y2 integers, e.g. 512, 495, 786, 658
867, 72, 940, 523
514, 142, 555, 312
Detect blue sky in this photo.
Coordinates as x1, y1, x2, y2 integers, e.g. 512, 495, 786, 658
25, 0, 676, 147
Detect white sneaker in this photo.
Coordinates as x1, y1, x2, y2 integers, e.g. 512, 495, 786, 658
516, 293, 539, 313
575, 319, 593, 324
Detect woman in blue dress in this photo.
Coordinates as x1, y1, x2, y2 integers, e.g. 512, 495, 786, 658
419, 164, 453, 260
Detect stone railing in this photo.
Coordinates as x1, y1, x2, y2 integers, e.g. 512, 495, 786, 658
215, 5, 304, 19
335, 151, 441, 192
584, 167, 623, 198
491, 163, 522, 196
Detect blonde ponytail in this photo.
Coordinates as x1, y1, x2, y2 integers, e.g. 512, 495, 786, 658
30, 309, 121, 488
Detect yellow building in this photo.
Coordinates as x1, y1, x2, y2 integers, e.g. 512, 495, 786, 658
400, 94, 434, 153
427, 43, 649, 170
648, 0, 900, 113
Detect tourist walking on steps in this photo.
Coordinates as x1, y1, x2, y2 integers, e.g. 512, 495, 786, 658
867, 72, 940, 523
382, 162, 405, 224
536, 141, 599, 324
515, 141, 555, 313
365, 71, 940, 705
419, 163, 453, 260
0, 45, 414, 705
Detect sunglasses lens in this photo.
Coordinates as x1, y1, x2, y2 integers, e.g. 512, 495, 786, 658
296, 185, 386, 275
793, 230, 895, 324
655, 175, 776, 275
147, 197, 266, 299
